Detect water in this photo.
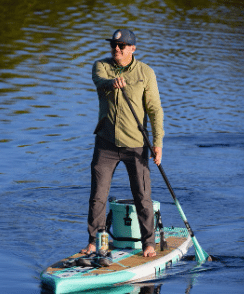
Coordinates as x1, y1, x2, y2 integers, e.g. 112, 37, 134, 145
0, 0, 244, 293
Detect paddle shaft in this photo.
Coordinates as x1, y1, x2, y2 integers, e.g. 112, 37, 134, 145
121, 88, 209, 262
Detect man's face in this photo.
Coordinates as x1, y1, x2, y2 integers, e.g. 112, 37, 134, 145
110, 41, 136, 65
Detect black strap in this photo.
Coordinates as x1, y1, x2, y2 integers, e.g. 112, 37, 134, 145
155, 209, 163, 230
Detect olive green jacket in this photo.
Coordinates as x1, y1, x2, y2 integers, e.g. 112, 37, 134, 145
92, 56, 164, 148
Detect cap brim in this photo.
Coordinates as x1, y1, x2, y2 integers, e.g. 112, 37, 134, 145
105, 39, 131, 45
105, 39, 125, 42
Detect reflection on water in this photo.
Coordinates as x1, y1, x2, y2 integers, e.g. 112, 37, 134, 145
0, 1, 244, 294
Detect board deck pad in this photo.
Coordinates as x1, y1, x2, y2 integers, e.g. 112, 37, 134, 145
41, 227, 192, 294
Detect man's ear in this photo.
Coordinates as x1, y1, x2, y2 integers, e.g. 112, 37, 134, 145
131, 45, 136, 53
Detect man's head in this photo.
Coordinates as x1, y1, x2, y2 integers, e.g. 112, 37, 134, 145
106, 29, 136, 46
106, 29, 136, 66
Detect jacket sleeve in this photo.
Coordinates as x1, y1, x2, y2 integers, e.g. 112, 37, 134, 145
144, 68, 164, 148
92, 60, 114, 91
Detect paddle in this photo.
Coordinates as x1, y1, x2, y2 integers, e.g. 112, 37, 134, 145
121, 87, 210, 264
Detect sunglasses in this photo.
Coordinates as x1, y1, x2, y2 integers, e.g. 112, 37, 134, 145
110, 42, 129, 50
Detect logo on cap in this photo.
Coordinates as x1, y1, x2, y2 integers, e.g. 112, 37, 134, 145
114, 31, 122, 40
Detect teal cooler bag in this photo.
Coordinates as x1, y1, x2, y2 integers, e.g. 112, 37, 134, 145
109, 199, 160, 249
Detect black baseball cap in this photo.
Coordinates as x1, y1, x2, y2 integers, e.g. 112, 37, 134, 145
105, 29, 136, 46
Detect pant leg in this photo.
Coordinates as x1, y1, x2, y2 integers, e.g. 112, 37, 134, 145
122, 146, 155, 250
88, 136, 119, 244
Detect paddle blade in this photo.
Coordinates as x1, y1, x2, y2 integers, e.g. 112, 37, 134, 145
192, 236, 209, 264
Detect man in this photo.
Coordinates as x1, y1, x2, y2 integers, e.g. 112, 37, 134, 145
82, 29, 164, 257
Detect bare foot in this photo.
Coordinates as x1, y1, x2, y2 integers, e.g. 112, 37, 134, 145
80, 243, 96, 254
143, 246, 156, 257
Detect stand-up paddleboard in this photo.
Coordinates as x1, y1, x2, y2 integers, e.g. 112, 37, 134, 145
41, 200, 193, 293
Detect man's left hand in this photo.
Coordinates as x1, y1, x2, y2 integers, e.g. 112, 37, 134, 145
151, 147, 162, 166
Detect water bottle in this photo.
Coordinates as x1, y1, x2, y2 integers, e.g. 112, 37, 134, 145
96, 229, 109, 252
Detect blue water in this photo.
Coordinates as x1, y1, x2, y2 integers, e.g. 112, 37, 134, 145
0, 0, 244, 293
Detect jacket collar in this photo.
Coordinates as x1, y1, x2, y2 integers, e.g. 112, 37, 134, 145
111, 55, 136, 73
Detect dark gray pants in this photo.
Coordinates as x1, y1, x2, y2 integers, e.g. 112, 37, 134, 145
88, 136, 155, 250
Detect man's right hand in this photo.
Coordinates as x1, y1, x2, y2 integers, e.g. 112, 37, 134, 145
151, 147, 162, 166
112, 77, 126, 89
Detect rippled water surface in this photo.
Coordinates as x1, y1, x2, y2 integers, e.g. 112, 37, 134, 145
0, 0, 244, 293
